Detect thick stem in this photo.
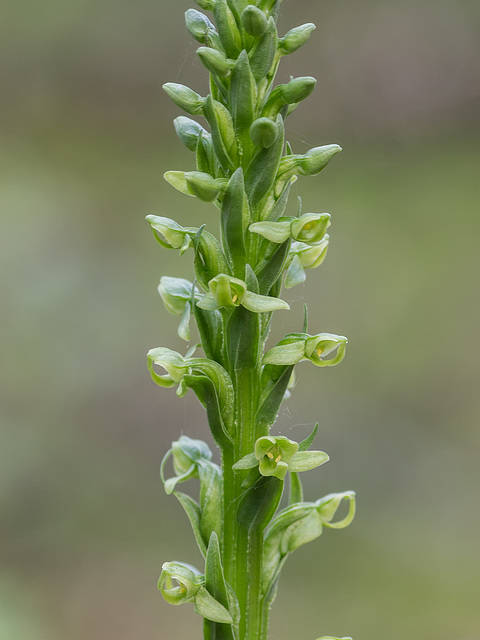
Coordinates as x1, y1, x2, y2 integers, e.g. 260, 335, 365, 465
221, 366, 266, 640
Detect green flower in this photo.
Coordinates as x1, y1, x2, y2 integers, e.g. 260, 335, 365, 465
197, 273, 289, 313
255, 435, 299, 480
263, 332, 348, 368
233, 435, 329, 481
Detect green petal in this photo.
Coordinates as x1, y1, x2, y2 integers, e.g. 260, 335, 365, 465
288, 450, 329, 473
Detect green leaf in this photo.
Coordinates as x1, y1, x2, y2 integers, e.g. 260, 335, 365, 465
226, 305, 260, 369
178, 301, 192, 341
230, 50, 256, 133
204, 532, 235, 638
249, 16, 277, 81
194, 587, 233, 624
288, 450, 329, 472
173, 491, 208, 558
203, 95, 238, 173
236, 475, 283, 532
289, 472, 303, 505
213, 0, 241, 59
193, 226, 229, 292
256, 239, 291, 295
256, 364, 294, 431
298, 422, 319, 451
221, 168, 248, 276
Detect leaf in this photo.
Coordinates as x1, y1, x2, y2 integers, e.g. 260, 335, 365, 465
236, 475, 284, 532
178, 301, 192, 341
256, 364, 294, 431
194, 586, 233, 624
230, 50, 256, 131
213, 0, 241, 59
226, 305, 260, 369
298, 422, 319, 451
221, 168, 248, 276
203, 95, 238, 173
173, 491, 208, 557
255, 239, 291, 295
289, 472, 303, 505
249, 17, 277, 81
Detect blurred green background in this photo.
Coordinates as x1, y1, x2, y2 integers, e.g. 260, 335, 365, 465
1, 0, 479, 639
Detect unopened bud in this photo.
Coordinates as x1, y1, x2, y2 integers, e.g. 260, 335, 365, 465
299, 144, 342, 176
185, 171, 222, 202
185, 9, 215, 43
281, 76, 316, 104
241, 5, 268, 37
163, 82, 205, 115
250, 117, 278, 148
197, 46, 231, 77
174, 116, 206, 152
279, 23, 316, 54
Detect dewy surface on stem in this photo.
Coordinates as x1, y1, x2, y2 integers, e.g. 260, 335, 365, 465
147, 1, 355, 638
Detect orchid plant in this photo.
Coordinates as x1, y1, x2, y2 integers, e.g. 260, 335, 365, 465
147, 1, 355, 638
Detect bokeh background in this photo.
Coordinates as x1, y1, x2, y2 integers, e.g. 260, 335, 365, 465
1, 0, 479, 639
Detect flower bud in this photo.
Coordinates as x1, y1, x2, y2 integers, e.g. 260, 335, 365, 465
185, 8, 215, 43
197, 46, 231, 77
281, 76, 316, 104
158, 562, 201, 605
250, 117, 278, 148
184, 171, 223, 202
172, 435, 212, 476
279, 23, 316, 54
298, 144, 342, 176
163, 82, 205, 115
158, 277, 198, 315
146, 215, 192, 252
291, 212, 331, 244
241, 5, 268, 36
174, 116, 206, 152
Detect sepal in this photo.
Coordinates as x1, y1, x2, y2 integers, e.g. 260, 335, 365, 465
158, 277, 199, 315
284, 237, 329, 288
